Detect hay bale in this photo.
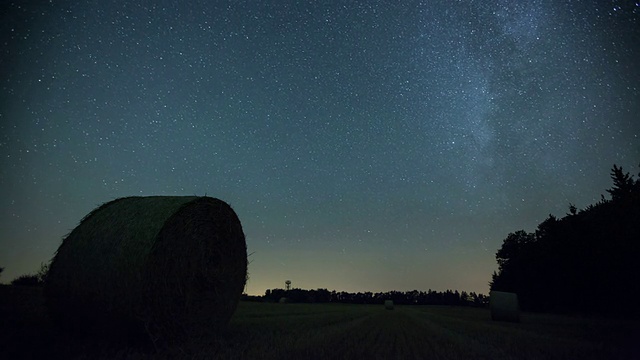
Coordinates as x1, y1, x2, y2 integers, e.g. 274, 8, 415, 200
44, 196, 247, 341
384, 300, 394, 310
279, 297, 289, 304
490, 291, 520, 322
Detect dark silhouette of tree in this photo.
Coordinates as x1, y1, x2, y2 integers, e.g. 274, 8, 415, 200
261, 287, 487, 307
606, 164, 636, 200
0, 266, 4, 279
36, 262, 49, 284
11, 274, 41, 286
9, 263, 49, 287
490, 163, 640, 317
568, 203, 577, 216
495, 230, 535, 269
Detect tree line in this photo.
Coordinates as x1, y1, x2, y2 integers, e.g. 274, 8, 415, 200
245, 288, 488, 307
490, 163, 640, 317
0, 263, 49, 286
6, 163, 637, 318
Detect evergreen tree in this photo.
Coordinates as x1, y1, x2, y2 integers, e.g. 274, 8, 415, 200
606, 164, 635, 200
490, 163, 640, 316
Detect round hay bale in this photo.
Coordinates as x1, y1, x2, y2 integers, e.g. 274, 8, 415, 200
490, 291, 520, 322
384, 300, 394, 310
44, 196, 247, 341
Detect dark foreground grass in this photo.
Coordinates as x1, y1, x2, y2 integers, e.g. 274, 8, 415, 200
1, 285, 638, 359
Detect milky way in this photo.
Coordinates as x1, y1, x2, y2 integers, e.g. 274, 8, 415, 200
1, 0, 638, 294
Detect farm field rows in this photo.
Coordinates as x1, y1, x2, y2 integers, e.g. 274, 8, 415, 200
224, 302, 638, 360
1, 285, 638, 359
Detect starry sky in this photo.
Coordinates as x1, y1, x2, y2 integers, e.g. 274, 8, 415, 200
1, 0, 638, 295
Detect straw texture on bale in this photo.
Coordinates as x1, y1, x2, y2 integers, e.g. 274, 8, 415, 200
384, 300, 394, 310
44, 196, 247, 340
490, 291, 520, 322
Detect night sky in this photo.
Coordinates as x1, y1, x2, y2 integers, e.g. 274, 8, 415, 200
1, 0, 638, 295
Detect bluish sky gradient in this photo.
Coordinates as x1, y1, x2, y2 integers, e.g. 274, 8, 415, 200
1, 0, 638, 295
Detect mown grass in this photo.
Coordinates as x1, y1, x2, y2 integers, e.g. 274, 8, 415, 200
1, 285, 638, 359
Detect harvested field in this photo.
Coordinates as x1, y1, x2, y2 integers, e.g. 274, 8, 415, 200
1, 286, 638, 359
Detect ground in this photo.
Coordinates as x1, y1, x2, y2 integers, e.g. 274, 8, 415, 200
1, 285, 638, 359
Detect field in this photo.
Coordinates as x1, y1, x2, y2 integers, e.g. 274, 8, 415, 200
1, 285, 638, 359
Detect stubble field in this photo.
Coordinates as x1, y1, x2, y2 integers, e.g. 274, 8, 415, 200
0, 285, 638, 359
